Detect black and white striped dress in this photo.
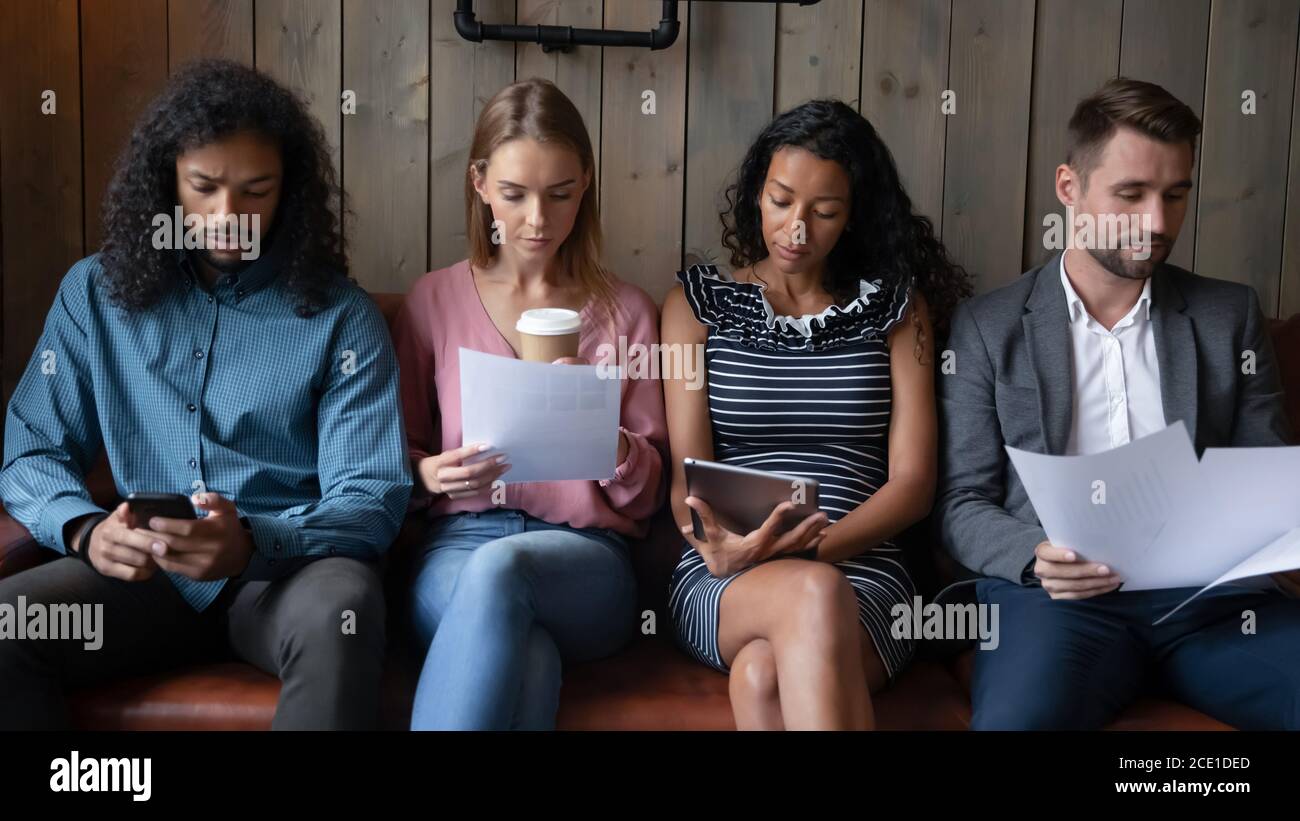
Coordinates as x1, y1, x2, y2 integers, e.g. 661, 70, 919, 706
667, 264, 917, 681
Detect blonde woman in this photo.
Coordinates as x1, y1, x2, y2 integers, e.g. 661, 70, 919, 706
393, 79, 667, 730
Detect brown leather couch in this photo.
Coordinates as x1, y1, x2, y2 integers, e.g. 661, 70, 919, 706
2, 293, 1297, 731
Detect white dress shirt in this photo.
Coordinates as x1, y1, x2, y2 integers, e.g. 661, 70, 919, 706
1060, 253, 1166, 455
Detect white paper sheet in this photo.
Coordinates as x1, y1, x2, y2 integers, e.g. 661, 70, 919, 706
458, 347, 620, 483
1004, 421, 1300, 622
1006, 422, 1205, 589
1153, 526, 1300, 625
1197, 445, 1300, 561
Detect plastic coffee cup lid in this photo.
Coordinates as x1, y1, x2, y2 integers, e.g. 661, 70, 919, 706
516, 308, 581, 336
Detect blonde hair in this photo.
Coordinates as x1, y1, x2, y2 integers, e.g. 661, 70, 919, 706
465, 78, 619, 325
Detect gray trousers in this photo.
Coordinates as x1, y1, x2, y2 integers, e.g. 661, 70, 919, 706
0, 555, 386, 730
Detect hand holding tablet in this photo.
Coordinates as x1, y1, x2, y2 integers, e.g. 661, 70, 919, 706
682, 457, 827, 576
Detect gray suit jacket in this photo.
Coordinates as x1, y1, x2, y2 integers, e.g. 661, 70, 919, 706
936, 252, 1294, 584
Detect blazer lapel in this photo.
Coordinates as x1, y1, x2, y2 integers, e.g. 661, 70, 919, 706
1151, 268, 1199, 449
1022, 253, 1073, 455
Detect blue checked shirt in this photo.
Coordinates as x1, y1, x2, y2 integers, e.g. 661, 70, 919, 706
0, 244, 412, 610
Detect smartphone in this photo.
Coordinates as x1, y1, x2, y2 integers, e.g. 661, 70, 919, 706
125, 492, 198, 522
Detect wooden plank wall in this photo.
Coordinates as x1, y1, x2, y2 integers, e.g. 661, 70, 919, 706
1195, 0, 1299, 317
1119, 0, 1211, 273
4, 0, 1300, 411
1021, 0, 1122, 273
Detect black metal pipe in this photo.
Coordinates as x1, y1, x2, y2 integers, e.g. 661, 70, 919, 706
453, 0, 823, 53
455, 0, 680, 51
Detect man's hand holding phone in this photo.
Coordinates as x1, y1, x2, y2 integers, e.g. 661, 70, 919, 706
139, 492, 255, 581
80, 502, 157, 581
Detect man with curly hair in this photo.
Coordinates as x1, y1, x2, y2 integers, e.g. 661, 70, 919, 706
0, 59, 412, 729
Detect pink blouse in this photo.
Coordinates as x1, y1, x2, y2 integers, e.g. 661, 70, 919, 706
392, 259, 667, 539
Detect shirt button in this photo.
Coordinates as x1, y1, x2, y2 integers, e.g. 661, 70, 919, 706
274, 541, 282, 552
207, 296, 214, 304
225, 275, 236, 286
188, 458, 197, 468
236, 289, 245, 298
193, 349, 204, 359
187, 403, 196, 412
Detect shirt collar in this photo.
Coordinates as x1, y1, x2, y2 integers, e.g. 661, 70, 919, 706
178, 229, 286, 301
1059, 252, 1152, 326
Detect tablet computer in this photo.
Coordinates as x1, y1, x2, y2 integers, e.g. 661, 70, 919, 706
683, 457, 820, 540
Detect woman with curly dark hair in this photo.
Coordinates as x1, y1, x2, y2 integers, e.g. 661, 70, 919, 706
662, 99, 972, 729
0, 59, 411, 730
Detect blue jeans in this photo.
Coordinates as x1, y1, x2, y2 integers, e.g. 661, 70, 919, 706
971, 578, 1300, 730
408, 509, 637, 730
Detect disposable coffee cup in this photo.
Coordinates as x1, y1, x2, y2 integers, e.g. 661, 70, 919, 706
516, 308, 581, 362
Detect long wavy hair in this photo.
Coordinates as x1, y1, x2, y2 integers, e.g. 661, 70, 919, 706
465, 78, 619, 325
721, 99, 972, 352
98, 58, 347, 316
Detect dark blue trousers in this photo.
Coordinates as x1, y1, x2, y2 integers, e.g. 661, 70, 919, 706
971, 578, 1300, 730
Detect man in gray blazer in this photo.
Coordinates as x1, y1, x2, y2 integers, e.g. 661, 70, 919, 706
937, 78, 1300, 729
